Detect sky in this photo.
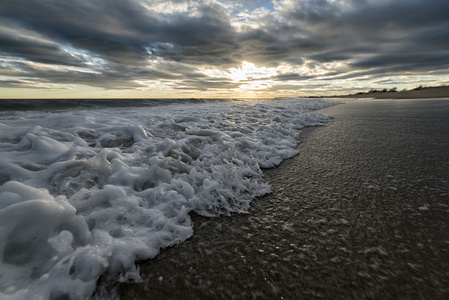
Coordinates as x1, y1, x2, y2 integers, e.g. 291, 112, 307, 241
1, 0, 448, 98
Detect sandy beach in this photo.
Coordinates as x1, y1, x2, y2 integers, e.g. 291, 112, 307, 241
95, 98, 449, 299
333, 85, 449, 99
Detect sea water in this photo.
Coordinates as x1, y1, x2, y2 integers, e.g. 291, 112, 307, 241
0, 98, 337, 299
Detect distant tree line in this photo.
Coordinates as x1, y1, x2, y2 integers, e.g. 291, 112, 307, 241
354, 85, 434, 95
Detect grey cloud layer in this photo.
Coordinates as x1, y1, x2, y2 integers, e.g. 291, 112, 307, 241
1, 0, 448, 91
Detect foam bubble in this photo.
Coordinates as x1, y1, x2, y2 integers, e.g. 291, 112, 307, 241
0, 98, 338, 299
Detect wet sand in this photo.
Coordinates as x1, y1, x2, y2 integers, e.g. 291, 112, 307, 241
98, 98, 449, 299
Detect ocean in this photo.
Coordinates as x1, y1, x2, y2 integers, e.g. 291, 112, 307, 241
0, 98, 338, 299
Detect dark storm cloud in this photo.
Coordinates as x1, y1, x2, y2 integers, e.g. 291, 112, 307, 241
0, 0, 448, 92
0, 0, 150, 65
154, 5, 239, 64
272, 73, 313, 81
0, 28, 87, 67
0, 0, 245, 90
0, 0, 238, 66
268, 0, 449, 70
352, 52, 449, 70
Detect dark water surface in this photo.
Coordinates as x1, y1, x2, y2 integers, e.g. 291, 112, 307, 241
0, 98, 230, 111
98, 98, 449, 299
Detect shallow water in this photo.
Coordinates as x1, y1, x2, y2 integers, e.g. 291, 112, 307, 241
105, 99, 449, 299
0, 98, 337, 299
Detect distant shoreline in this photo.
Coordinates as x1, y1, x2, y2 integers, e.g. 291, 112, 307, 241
330, 85, 449, 99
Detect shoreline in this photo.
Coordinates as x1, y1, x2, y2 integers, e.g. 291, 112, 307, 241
97, 98, 449, 299
330, 85, 449, 99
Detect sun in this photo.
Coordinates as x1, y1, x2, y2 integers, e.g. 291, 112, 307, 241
229, 61, 278, 82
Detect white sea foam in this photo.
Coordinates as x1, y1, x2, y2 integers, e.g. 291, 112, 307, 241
0, 98, 337, 299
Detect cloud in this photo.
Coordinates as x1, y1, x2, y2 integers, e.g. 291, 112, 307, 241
0, 0, 448, 96
0, 0, 240, 66
0, 22, 90, 68
174, 79, 241, 91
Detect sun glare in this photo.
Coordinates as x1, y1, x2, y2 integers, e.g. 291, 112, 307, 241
229, 61, 277, 81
